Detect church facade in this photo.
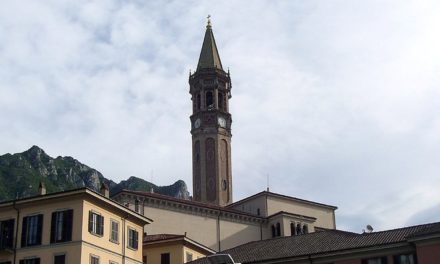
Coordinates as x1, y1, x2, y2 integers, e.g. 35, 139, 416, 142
112, 19, 337, 254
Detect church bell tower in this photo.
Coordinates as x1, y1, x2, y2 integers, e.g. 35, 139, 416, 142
189, 18, 232, 206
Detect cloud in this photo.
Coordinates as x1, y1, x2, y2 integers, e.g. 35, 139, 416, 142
1, 0, 440, 232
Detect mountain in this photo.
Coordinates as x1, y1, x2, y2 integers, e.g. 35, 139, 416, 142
0, 146, 190, 202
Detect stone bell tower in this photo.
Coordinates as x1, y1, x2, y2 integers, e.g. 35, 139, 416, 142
189, 17, 232, 206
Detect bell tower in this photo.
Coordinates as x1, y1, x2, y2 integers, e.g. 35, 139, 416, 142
189, 18, 232, 206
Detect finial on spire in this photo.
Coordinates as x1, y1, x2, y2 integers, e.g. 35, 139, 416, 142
207, 15, 212, 28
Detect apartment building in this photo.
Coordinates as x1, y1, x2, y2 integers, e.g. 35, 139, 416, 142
0, 186, 151, 264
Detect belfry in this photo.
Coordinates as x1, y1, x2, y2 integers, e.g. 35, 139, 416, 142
189, 17, 233, 206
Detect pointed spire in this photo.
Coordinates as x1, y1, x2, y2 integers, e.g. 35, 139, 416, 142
197, 16, 223, 70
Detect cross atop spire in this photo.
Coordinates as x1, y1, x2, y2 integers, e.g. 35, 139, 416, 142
197, 16, 223, 70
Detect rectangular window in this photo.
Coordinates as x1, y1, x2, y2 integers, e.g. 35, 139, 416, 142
0, 262, 12, 264
21, 214, 43, 247
142, 256, 147, 264
186, 252, 193, 262
160, 253, 170, 264
110, 220, 119, 243
90, 255, 99, 264
54, 255, 66, 264
0, 219, 15, 249
361, 257, 388, 264
393, 254, 417, 264
127, 228, 138, 250
51, 209, 73, 243
19, 258, 40, 264
88, 211, 104, 236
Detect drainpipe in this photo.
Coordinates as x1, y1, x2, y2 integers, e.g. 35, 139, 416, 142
13, 201, 20, 264
122, 214, 127, 264
217, 211, 221, 252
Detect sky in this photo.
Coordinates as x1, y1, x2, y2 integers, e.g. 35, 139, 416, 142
1, 0, 440, 233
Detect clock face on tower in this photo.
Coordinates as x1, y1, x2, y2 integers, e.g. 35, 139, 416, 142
194, 118, 201, 128
218, 117, 226, 128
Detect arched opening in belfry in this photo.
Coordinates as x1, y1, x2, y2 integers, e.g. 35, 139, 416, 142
206, 91, 213, 109
218, 92, 224, 111
196, 94, 201, 110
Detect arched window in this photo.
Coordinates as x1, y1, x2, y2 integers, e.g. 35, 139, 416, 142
271, 225, 276, 238
206, 91, 213, 109
257, 208, 260, 216
296, 223, 302, 235
276, 222, 281, 237
196, 94, 201, 110
218, 92, 224, 111
303, 224, 308, 234
290, 223, 295, 236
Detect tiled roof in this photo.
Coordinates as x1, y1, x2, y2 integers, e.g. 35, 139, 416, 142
188, 222, 440, 264
113, 189, 265, 220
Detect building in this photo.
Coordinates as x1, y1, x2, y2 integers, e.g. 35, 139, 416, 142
0, 185, 151, 264
112, 18, 338, 257
188, 221, 440, 264
143, 234, 215, 264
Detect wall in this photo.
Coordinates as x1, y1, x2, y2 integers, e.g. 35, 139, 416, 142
416, 243, 440, 264
144, 242, 183, 264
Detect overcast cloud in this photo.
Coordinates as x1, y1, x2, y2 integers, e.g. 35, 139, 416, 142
1, 0, 439, 232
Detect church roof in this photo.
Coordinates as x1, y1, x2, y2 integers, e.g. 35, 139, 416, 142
197, 18, 223, 70
227, 190, 338, 210
188, 221, 440, 264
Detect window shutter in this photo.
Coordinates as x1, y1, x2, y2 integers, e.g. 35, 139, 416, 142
88, 211, 93, 232
98, 215, 104, 235
50, 212, 57, 243
65, 209, 73, 241
21, 216, 28, 247
36, 214, 43, 245
134, 230, 138, 249
6, 219, 15, 248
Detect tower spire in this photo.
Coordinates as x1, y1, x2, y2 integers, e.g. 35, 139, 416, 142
197, 16, 223, 70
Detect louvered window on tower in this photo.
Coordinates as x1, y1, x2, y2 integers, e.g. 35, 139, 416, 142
88, 211, 104, 236
51, 209, 73, 243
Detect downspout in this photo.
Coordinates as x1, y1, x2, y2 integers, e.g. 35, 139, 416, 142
13, 201, 20, 264
217, 210, 221, 252
122, 214, 127, 264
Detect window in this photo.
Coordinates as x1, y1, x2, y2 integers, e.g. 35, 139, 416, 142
142, 256, 147, 264
296, 223, 302, 235
0, 262, 12, 264
206, 91, 213, 109
127, 228, 138, 250
19, 259, 40, 264
218, 92, 224, 110
393, 254, 417, 264
54, 254, 66, 264
0, 219, 14, 249
271, 225, 276, 237
88, 211, 104, 236
110, 220, 119, 243
196, 94, 201, 110
161, 253, 170, 264
90, 255, 99, 264
303, 224, 308, 234
186, 252, 193, 262
361, 257, 388, 264
21, 214, 43, 247
276, 222, 281, 236
51, 209, 73, 243
257, 208, 260, 216
290, 222, 295, 236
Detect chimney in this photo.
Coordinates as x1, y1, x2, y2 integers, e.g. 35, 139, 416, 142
100, 182, 109, 198
38, 182, 46, 195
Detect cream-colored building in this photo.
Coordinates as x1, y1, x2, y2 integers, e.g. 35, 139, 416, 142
0, 186, 151, 264
113, 189, 336, 252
